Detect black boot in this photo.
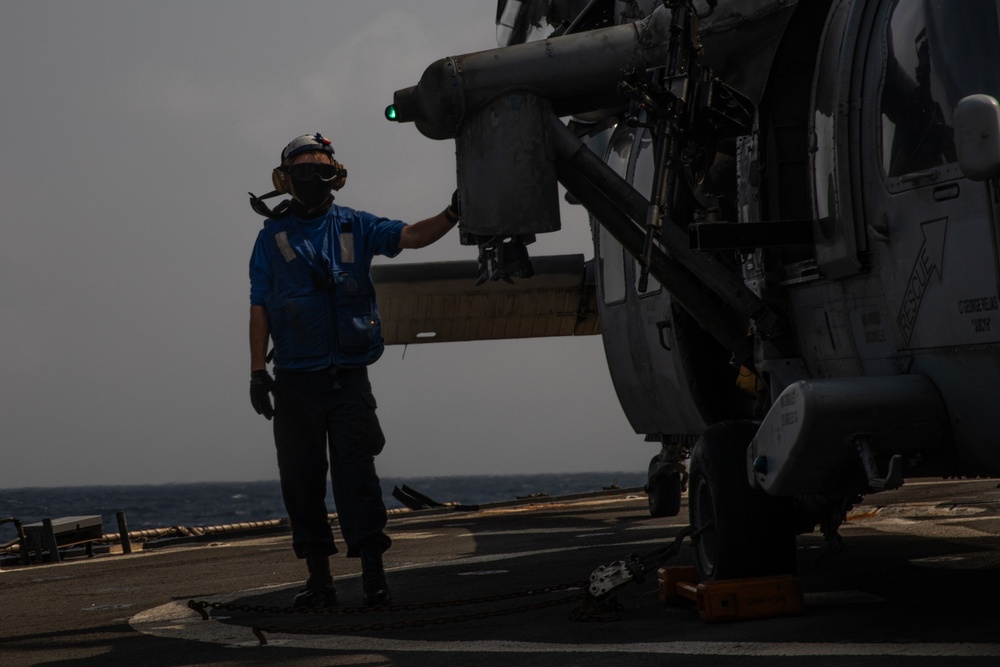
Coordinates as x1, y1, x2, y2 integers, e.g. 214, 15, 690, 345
293, 554, 338, 608
360, 543, 391, 606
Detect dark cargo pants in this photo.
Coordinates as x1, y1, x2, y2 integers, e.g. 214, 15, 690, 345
273, 366, 392, 559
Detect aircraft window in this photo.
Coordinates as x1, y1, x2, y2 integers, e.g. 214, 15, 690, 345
598, 128, 635, 305
614, 1, 654, 23
598, 223, 627, 305
605, 127, 634, 176
880, 0, 1000, 178
631, 129, 663, 295
496, 0, 572, 46
496, 0, 523, 46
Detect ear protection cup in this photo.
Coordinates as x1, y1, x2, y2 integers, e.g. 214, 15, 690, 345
331, 160, 348, 191
271, 167, 291, 195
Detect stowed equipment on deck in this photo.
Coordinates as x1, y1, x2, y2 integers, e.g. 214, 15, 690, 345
1, 515, 110, 564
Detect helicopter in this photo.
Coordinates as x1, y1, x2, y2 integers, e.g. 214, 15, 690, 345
373, 0, 1000, 581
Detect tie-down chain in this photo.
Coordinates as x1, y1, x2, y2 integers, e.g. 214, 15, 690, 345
187, 524, 703, 645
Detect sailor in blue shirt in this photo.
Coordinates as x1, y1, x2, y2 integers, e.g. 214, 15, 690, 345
247, 133, 460, 608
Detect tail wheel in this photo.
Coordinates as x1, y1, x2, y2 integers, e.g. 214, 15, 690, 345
647, 455, 682, 518
688, 421, 796, 581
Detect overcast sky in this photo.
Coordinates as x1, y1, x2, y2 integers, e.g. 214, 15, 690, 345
0, 1, 652, 489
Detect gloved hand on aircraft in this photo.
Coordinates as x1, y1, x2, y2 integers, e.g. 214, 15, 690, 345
250, 369, 276, 420
444, 189, 460, 224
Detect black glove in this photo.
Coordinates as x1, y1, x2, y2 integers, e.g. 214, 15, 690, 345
449, 189, 461, 217
250, 369, 276, 420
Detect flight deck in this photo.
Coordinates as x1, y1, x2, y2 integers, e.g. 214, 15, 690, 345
2, 478, 999, 666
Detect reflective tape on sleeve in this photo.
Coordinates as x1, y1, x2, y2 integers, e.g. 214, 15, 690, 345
274, 231, 297, 263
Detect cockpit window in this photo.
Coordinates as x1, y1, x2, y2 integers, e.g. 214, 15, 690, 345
880, 0, 1000, 178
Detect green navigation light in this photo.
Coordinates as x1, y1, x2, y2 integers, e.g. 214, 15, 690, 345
384, 104, 398, 121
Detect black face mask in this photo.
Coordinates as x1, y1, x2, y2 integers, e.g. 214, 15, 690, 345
289, 175, 334, 213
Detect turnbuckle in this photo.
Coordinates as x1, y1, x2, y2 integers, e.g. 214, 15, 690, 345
587, 553, 644, 598
585, 525, 699, 601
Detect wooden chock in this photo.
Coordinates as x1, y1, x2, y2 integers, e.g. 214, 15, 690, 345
658, 565, 805, 622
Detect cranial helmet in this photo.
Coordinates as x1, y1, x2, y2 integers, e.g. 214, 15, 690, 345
280, 133, 336, 164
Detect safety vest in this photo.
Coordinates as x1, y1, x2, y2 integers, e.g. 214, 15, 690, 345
250, 206, 404, 371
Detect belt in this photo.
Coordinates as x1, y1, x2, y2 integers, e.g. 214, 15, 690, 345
328, 365, 367, 377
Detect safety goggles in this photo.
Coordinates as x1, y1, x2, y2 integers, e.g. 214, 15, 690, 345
285, 162, 342, 182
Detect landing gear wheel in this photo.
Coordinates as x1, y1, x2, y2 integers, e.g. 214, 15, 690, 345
688, 421, 796, 581
647, 456, 682, 518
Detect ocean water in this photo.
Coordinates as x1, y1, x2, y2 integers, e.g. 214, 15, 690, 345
0, 472, 645, 540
